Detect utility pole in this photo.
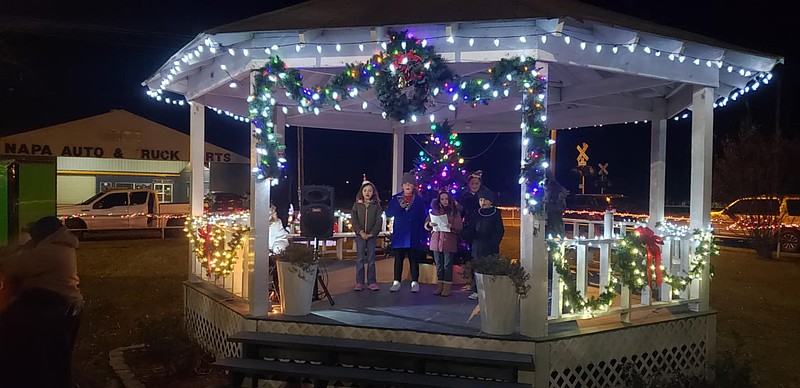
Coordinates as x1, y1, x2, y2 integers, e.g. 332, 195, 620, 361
297, 126, 304, 208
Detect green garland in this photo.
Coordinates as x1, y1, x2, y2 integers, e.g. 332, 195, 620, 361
185, 216, 251, 277
249, 31, 549, 214
548, 238, 617, 314
548, 229, 718, 315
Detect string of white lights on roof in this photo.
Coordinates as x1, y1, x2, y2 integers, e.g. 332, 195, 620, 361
145, 30, 775, 125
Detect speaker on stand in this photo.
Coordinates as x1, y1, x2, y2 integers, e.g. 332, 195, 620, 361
300, 185, 335, 305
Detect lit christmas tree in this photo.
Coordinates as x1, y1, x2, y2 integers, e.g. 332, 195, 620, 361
413, 120, 468, 202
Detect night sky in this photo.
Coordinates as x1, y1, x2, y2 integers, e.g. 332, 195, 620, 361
1, 0, 795, 208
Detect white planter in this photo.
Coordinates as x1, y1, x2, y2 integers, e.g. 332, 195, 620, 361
475, 273, 518, 335
277, 261, 317, 316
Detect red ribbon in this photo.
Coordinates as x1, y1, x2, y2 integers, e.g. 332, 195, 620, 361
198, 224, 213, 276
636, 226, 664, 289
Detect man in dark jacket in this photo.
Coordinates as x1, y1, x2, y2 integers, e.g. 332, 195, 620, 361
463, 188, 504, 299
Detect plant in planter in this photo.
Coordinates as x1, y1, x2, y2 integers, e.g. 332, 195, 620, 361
471, 254, 530, 335
274, 243, 318, 316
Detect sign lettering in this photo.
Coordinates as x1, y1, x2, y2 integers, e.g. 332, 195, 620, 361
3, 143, 54, 156
3, 142, 234, 162
141, 150, 180, 160
205, 152, 232, 163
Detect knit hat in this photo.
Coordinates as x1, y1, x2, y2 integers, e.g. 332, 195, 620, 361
467, 170, 483, 184
29, 216, 63, 242
478, 187, 495, 203
401, 171, 417, 186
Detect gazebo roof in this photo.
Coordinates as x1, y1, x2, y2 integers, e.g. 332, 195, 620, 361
145, 0, 783, 133
207, 0, 775, 59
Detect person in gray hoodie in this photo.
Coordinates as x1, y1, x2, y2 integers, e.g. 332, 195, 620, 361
0, 216, 82, 388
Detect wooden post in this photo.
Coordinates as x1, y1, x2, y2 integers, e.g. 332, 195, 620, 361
520, 62, 548, 338
648, 101, 667, 229
189, 101, 205, 280
392, 129, 404, 193
576, 244, 587, 303
689, 86, 714, 312
248, 73, 271, 317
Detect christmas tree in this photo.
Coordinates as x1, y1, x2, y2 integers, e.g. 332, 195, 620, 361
413, 120, 468, 202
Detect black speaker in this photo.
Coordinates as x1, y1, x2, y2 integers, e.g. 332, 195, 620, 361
301, 185, 334, 239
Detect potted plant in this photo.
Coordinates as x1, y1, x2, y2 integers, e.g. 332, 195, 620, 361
275, 243, 317, 316
471, 254, 530, 335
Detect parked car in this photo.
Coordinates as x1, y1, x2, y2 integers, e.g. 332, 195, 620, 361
58, 189, 189, 237
204, 192, 247, 214
711, 196, 800, 253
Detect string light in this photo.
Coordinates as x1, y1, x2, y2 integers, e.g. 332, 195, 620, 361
151, 31, 772, 126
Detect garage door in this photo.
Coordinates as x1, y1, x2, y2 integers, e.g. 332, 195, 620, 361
57, 175, 97, 205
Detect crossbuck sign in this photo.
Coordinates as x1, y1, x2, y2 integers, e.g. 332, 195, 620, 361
576, 143, 589, 166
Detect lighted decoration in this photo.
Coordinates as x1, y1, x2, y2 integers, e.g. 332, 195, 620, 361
413, 120, 467, 201
185, 213, 251, 277
249, 35, 549, 212
248, 58, 290, 183
155, 29, 773, 127
548, 226, 718, 315
549, 237, 617, 314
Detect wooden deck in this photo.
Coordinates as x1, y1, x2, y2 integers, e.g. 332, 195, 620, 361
195, 256, 706, 341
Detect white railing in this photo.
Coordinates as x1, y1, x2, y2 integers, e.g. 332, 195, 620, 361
190, 223, 251, 300
549, 211, 702, 322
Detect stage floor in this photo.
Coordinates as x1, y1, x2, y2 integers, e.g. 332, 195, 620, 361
256, 257, 690, 340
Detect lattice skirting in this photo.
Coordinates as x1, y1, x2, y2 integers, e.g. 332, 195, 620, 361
184, 283, 248, 358
542, 315, 716, 388
185, 282, 715, 388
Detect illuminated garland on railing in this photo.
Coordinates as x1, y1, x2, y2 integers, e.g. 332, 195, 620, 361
184, 213, 251, 277
548, 225, 718, 315
549, 236, 617, 314
249, 30, 549, 213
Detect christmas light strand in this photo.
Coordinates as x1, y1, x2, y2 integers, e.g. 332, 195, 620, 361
151, 30, 773, 124
548, 225, 717, 315
184, 213, 251, 277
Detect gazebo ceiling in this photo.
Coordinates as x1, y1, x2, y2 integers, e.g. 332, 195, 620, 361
145, 0, 783, 132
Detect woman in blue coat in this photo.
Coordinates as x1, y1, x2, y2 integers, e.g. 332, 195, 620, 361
385, 171, 428, 293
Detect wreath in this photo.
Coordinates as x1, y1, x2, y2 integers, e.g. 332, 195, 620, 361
185, 216, 251, 277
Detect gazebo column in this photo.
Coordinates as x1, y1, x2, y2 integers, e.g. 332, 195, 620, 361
689, 85, 713, 312
649, 101, 671, 301
392, 128, 404, 192
189, 101, 205, 279
248, 74, 271, 317
520, 62, 549, 339
648, 102, 667, 228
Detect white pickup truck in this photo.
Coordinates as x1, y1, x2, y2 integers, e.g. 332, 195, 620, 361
58, 189, 190, 236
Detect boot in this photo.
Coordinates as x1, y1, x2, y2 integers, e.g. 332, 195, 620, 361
441, 282, 452, 297
433, 281, 444, 295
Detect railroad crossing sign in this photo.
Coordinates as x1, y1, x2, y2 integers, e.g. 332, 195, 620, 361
576, 143, 589, 166
598, 163, 609, 176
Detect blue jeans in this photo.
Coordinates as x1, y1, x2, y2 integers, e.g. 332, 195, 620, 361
433, 251, 453, 282
356, 236, 377, 284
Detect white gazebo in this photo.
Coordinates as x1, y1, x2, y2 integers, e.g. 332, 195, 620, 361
144, 1, 781, 386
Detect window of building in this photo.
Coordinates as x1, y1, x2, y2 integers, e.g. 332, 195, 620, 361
134, 183, 153, 190
115, 182, 135, 189
154, 181, 174, 203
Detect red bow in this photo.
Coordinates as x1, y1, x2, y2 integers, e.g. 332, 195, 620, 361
636, 226, 664, 289
392, 52, 423, 81
198, 224, 213, 276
